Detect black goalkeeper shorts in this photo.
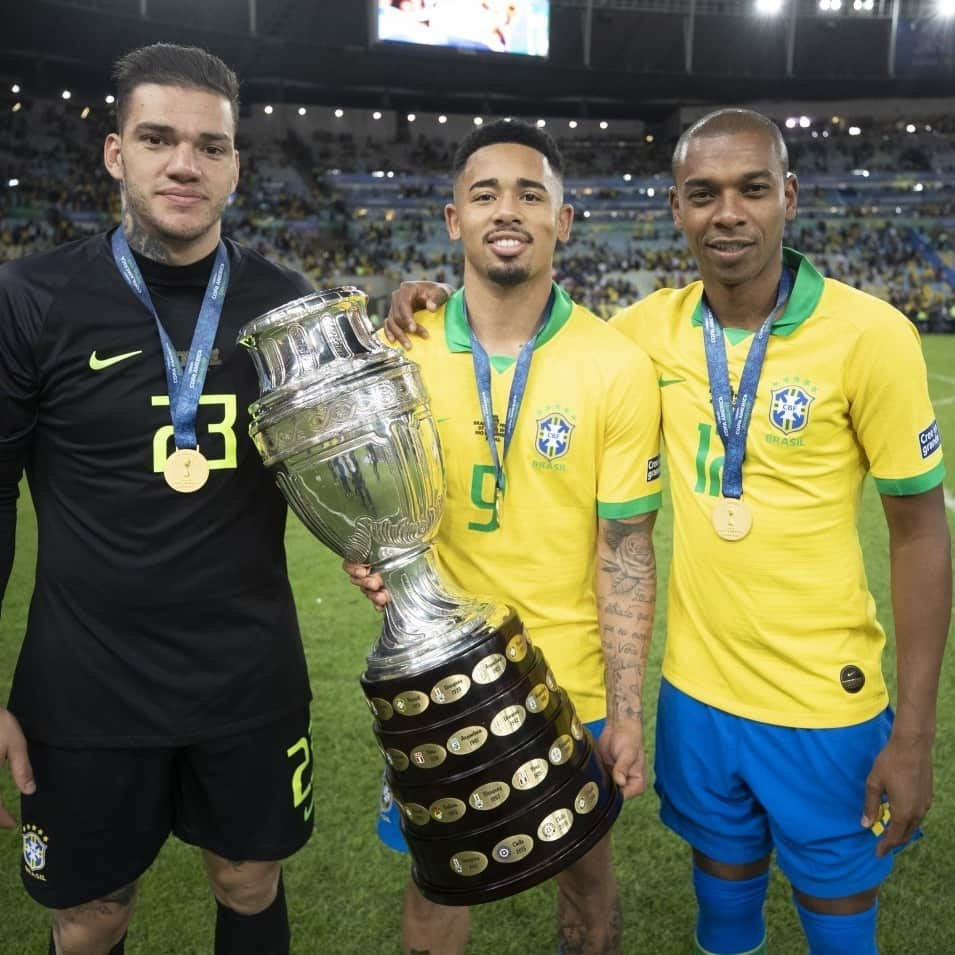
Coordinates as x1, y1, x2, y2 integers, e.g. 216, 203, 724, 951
19, 708, 314, 909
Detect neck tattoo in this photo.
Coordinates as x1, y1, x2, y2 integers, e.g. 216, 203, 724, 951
122, 208, 172, 264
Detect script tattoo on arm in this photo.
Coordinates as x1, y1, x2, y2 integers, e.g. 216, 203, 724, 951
596, 514, 656, 724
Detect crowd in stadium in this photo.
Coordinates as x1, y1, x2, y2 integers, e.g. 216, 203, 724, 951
2, 97, 954, 330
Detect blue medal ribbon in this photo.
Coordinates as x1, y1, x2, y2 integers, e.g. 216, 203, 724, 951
701, 266, 794, 500
467, 287, 556, 527
111, 229, 229, 451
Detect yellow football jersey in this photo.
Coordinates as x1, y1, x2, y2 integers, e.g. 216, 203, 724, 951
402, 283, 662, 722
611, 249, 945, 728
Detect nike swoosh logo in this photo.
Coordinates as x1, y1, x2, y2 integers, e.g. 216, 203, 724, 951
658, 376, 686, 387
90, 349, 143, 371
303, 800, 314, 822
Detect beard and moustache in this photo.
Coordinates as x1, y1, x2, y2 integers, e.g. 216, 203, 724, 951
121, 180, 228, 250
487, 263, 531, 287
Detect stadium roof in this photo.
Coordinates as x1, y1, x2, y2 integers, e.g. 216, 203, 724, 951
2, 0, 953, 122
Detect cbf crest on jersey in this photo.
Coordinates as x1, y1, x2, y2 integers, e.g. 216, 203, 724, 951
769, 384, 815, 435
536, 412, 574, 460
22, 823, 48, 878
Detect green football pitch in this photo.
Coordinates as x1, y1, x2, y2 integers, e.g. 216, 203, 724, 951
2, 336, 953, 955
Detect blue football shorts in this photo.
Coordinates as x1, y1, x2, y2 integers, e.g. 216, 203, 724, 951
377, 718, 607, 851
654, 679, 917, 898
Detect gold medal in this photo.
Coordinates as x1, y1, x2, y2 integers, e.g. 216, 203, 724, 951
163, 447, 209, 493
712, 497, 752, 541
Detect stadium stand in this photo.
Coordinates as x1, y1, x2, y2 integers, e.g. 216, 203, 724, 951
2, 98, 953, 329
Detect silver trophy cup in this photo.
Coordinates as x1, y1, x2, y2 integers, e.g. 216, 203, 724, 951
238, 287, 621, 904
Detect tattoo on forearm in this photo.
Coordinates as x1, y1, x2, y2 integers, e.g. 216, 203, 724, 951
598, 518, 656, 724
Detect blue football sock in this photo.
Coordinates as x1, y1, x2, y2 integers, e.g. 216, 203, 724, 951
795, 897, 878, 955
693, 864, 769, 955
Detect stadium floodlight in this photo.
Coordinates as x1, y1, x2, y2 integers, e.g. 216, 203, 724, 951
11, 84, 19, 94
756, 0, 784, 14
822, 130, 830, 137
334, 108, 344, 118
785, 117, 797, 128
939, 0, 955, 15
473, 116, 483, 125
387, 171, 395, 178
599, 120, 609, 129
848, 125, 861, 135
438, 114, 447, 123
647, 187, 656, 197
536, 119, 546, 128
583, 210, 591, 218
81, 107, 90, 119
568, 120, 578, 129
407, 113, 416, 122
263, 105, 273, 115
623, 173, 632, 181
373, 111, 382, 120
799, 116, 811, 128
298, 107, 306, 116
105, 94, 115, 104
913, 182, 924, 192
646, 134, 654, 143
11, 102, 21, 112
906, 123, 917, 133
61, 90, 71, 100
8, 178, 18, 187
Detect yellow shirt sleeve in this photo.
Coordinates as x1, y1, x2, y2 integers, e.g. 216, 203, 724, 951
844, 306, 945, 495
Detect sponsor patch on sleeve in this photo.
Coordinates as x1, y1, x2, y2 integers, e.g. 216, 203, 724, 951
647, 454, 661, 483
918, 420, 941, 459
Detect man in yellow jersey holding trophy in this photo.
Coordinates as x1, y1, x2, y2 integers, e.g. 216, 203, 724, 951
348, 119, 662, 955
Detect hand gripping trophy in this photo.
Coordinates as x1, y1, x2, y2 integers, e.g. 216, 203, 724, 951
238, 287, 621, 904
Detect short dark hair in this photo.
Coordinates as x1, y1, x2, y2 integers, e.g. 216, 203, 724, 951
112, 43, 240, 132
452, 119, 565, 181
672, 108, 789, 177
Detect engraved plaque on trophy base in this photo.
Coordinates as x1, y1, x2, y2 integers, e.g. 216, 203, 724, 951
361, 612, 623, 905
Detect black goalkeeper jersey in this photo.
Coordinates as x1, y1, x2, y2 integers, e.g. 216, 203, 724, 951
0, 230, 314, 746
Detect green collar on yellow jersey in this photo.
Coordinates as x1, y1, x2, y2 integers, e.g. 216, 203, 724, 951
444, 282, 574, 368
690, 248, 825, 343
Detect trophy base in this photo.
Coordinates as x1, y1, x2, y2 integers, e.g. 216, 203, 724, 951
413, 759, 622, 906
361, 611, 622, 907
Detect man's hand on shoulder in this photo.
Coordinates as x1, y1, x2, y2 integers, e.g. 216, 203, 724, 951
384, 281, 453, 349
0, 706, 34, 829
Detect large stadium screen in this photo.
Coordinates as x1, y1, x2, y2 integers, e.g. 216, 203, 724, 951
374, 1, 550, 58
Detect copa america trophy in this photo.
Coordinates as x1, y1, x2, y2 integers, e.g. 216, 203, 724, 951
237, 286, 621, 905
